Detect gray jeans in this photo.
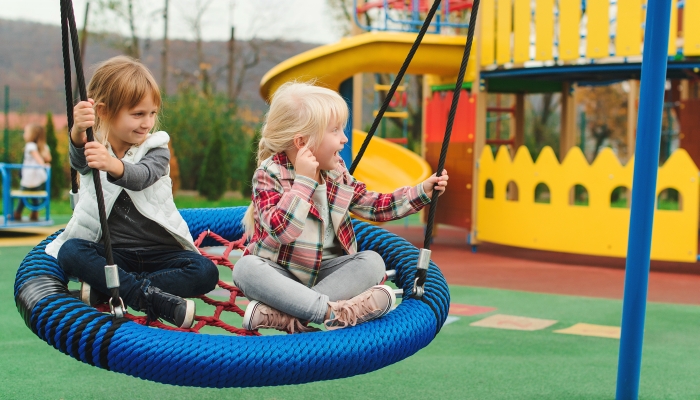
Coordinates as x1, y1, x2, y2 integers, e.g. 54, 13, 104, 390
232, 251, 386, 324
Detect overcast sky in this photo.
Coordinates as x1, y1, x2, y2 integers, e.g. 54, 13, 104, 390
1, 0, 342, 44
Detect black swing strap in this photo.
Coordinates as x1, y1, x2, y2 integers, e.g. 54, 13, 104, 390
60, 0, 123, 318
349, 0, 443, 175
414, 0, 481, 298
59, 4, 79, 196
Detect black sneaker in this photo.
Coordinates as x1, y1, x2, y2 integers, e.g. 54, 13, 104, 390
142, 286, 195, 329
79, 282, 111, 306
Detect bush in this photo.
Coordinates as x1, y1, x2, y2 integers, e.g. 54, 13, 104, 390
160, 89, 249, 192
198, 128, 228, 200
0, 128, 27, 190
241, 130, 260, 199
0, 128, 25, 164
45, 112, 67, 198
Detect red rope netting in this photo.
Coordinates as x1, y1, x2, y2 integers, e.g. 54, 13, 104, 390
95, 230, 259, 336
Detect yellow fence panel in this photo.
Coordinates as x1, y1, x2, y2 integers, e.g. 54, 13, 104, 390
481, 0, 496, 65
477, 146, 699, 262
586, 0, 609, 58
535, 0, 554, 60
668, 0, 677, 55
558, 0, 580, 61
513, 0, 530, 63
497, 0, 513, 64
615, 0, 641, 57
488, 0, 696, 63
684, 0, 700, 55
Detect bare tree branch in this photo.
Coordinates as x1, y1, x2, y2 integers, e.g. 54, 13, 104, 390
126, 0, 140, 58
180, 0, 215, 95
325, 0, 354, 35
91, 0, 141, 58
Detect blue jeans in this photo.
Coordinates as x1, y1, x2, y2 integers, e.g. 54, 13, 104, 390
232, 251, 386, 324
57, 238, 219, 310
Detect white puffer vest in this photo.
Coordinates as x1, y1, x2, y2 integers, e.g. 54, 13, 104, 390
45, 131, 198, 258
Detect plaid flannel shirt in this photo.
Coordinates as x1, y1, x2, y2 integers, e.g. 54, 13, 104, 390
243, 152, 432, 287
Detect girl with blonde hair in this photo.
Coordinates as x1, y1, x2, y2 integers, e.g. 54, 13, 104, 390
235, 81, 449, 333
45, 56, 218, 328
14, 123, 51, 221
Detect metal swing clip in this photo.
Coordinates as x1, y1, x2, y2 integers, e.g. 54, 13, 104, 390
108, 297, 126, 319
412, 248, 431, 299
69, 190, 79, 210
104, 264, 125, 318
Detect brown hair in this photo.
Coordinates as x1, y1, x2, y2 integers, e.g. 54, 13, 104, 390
24, 123, 50, 160
88, 55, 161, 144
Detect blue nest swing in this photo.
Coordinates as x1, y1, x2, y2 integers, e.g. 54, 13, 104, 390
15, 0, 478, 387
15, 207, 450, 387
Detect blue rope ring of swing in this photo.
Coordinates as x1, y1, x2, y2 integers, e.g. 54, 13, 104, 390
14, 206, 450, 388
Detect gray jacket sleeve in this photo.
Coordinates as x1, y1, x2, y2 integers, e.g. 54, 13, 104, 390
68, 140, 91, 175
107, 148, 170, 191
69, 140, 170, 191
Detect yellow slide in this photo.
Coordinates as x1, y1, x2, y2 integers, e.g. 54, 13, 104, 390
352, 130, 431, 193
260, 32, 469, 190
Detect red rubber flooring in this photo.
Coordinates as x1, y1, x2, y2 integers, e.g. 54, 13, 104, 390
385, 224, 700, 305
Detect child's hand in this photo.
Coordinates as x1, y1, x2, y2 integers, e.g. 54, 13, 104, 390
422, 169, 449, 198
71, 99, 95, 147
84, 141, 123, 178
295, 146, 319, 179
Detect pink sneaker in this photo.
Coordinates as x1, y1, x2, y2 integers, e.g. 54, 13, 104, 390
243, 301, 319, 334
324, 285, 396, 330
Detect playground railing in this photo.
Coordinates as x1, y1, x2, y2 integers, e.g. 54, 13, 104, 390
0, 163, 52, 227
480, 0, 698, 66
354, 0, 471, 33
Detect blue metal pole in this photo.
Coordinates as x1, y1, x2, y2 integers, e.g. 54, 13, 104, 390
412, 0, 420, 32
615, 0, 672, 398
4, 85, 9, 163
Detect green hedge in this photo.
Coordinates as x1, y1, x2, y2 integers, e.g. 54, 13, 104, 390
161, 90, 250, 196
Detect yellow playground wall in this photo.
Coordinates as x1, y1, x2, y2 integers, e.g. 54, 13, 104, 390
477, 146, 700, 262
479, 0, 700, 64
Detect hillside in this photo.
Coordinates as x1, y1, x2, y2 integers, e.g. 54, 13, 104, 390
0, 18, 317, 115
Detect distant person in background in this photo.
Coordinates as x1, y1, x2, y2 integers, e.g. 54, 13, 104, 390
14, 123, 51, 222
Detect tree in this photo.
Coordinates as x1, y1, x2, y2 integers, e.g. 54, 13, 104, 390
530, 93, 560, 157
242, 129, 260, 198
325, 0, 354, 36
198, 127, 227, 200
228, 39, 262, 102
590, 124, 613, 159
92, 0, 142, 58
161, 88, 248, 193
181, 0, 214, 96
176, 0, 264, 101
523, 93, 561, 160
45, 112, 66, 199
575, 84, 628, 161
